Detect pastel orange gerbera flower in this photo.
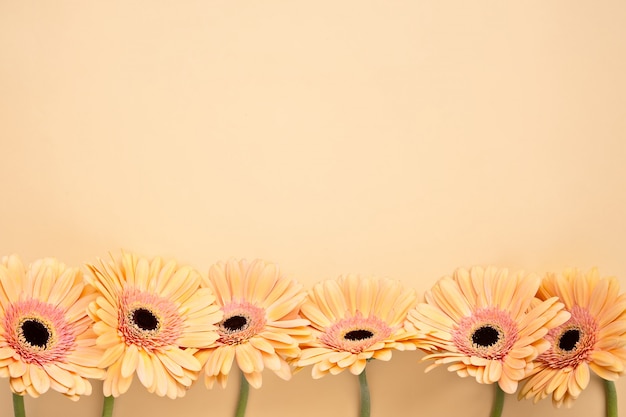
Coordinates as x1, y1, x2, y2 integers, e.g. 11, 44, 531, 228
0, 255, 104, 400
194, 259, 311, 389
519, 268, 626, 407
408, 266, 570, 394
297, 275, 421, 378
86, 252, 223, 398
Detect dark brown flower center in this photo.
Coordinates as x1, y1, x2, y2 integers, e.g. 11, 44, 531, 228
21, 319, 50, 348
222, 315, 248, 332
132, 308, 159, 331
472, 325, 500, 347
344, 329, 374, 341
558, 329, 580, 351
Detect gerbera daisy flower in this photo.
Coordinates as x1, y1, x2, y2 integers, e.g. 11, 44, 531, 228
0, 255, 104, 400
408, 266, 570, 394
194, 259, 311, 390
518, 268, 626, 407
296, 275, 421, 378
86, 252, 223, 399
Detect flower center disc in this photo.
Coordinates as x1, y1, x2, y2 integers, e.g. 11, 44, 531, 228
320, 313, 392, 354
472, 325, 500, 347
119, 288, 184, 350
344, 329, 374, 341
558, 329, 580, 351
132, 308, 159, 331
4, 299, 76, 365
452, 307, 518, 360
222, 315, 248, 332
217, 302, 266, 345
21, 319, 51, 348
538, 306, 598, 369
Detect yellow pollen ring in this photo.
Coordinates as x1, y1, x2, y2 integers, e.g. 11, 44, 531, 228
554, 325, 583, 354
126, 304, 162, 336
17, 315, 56, 351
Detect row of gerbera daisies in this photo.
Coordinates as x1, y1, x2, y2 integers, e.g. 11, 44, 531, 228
0, 252, 625, 414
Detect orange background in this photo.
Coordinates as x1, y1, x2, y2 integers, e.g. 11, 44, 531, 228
1, 1, 625, 416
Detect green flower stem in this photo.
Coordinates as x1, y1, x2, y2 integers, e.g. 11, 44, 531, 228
101, 395, 115, 417
235, 372, 250, 417
604, 379, 617, 417
359, 369, 371, 417
489, 384, 504, 417
12, 393, 25, 417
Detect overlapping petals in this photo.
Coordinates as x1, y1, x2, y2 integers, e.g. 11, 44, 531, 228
519, 268, 626, 407
2, 246, 623, 415
0, 255, 104, 400
408, 266, 570, 394
297, 275, 421, 378
194, 259, 311, 389
86, 252, 223, 398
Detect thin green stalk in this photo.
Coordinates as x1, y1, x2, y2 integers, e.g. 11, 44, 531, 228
101, 395, 115, 417
235, 372, 250, 417
489, 384, 504, 417
604, 379, 617, 417
359, 369, 371, 417
12, 393, 25, 417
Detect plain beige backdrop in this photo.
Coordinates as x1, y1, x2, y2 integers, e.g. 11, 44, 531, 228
1, 1, 625, 416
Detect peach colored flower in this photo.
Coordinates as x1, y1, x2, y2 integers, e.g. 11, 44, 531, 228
0, 255, 104, 400
194, 259, 311, 389
86, 252, 222, 398
297, 275, 420, 378
519, 268, 626, 407
409, 266, 570, 394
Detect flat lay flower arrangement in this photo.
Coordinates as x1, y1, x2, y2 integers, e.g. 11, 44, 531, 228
0, 253, 624, 417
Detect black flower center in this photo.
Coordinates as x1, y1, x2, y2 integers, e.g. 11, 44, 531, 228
21, 319, 50, 348
344, 329, 374, 341
472, 325, 500, 347
223, 315, 248, 332
132, 308, 159, 331
558, 329, 580, 351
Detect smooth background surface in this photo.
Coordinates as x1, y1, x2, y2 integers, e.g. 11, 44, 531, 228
1, 1, 625, 416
